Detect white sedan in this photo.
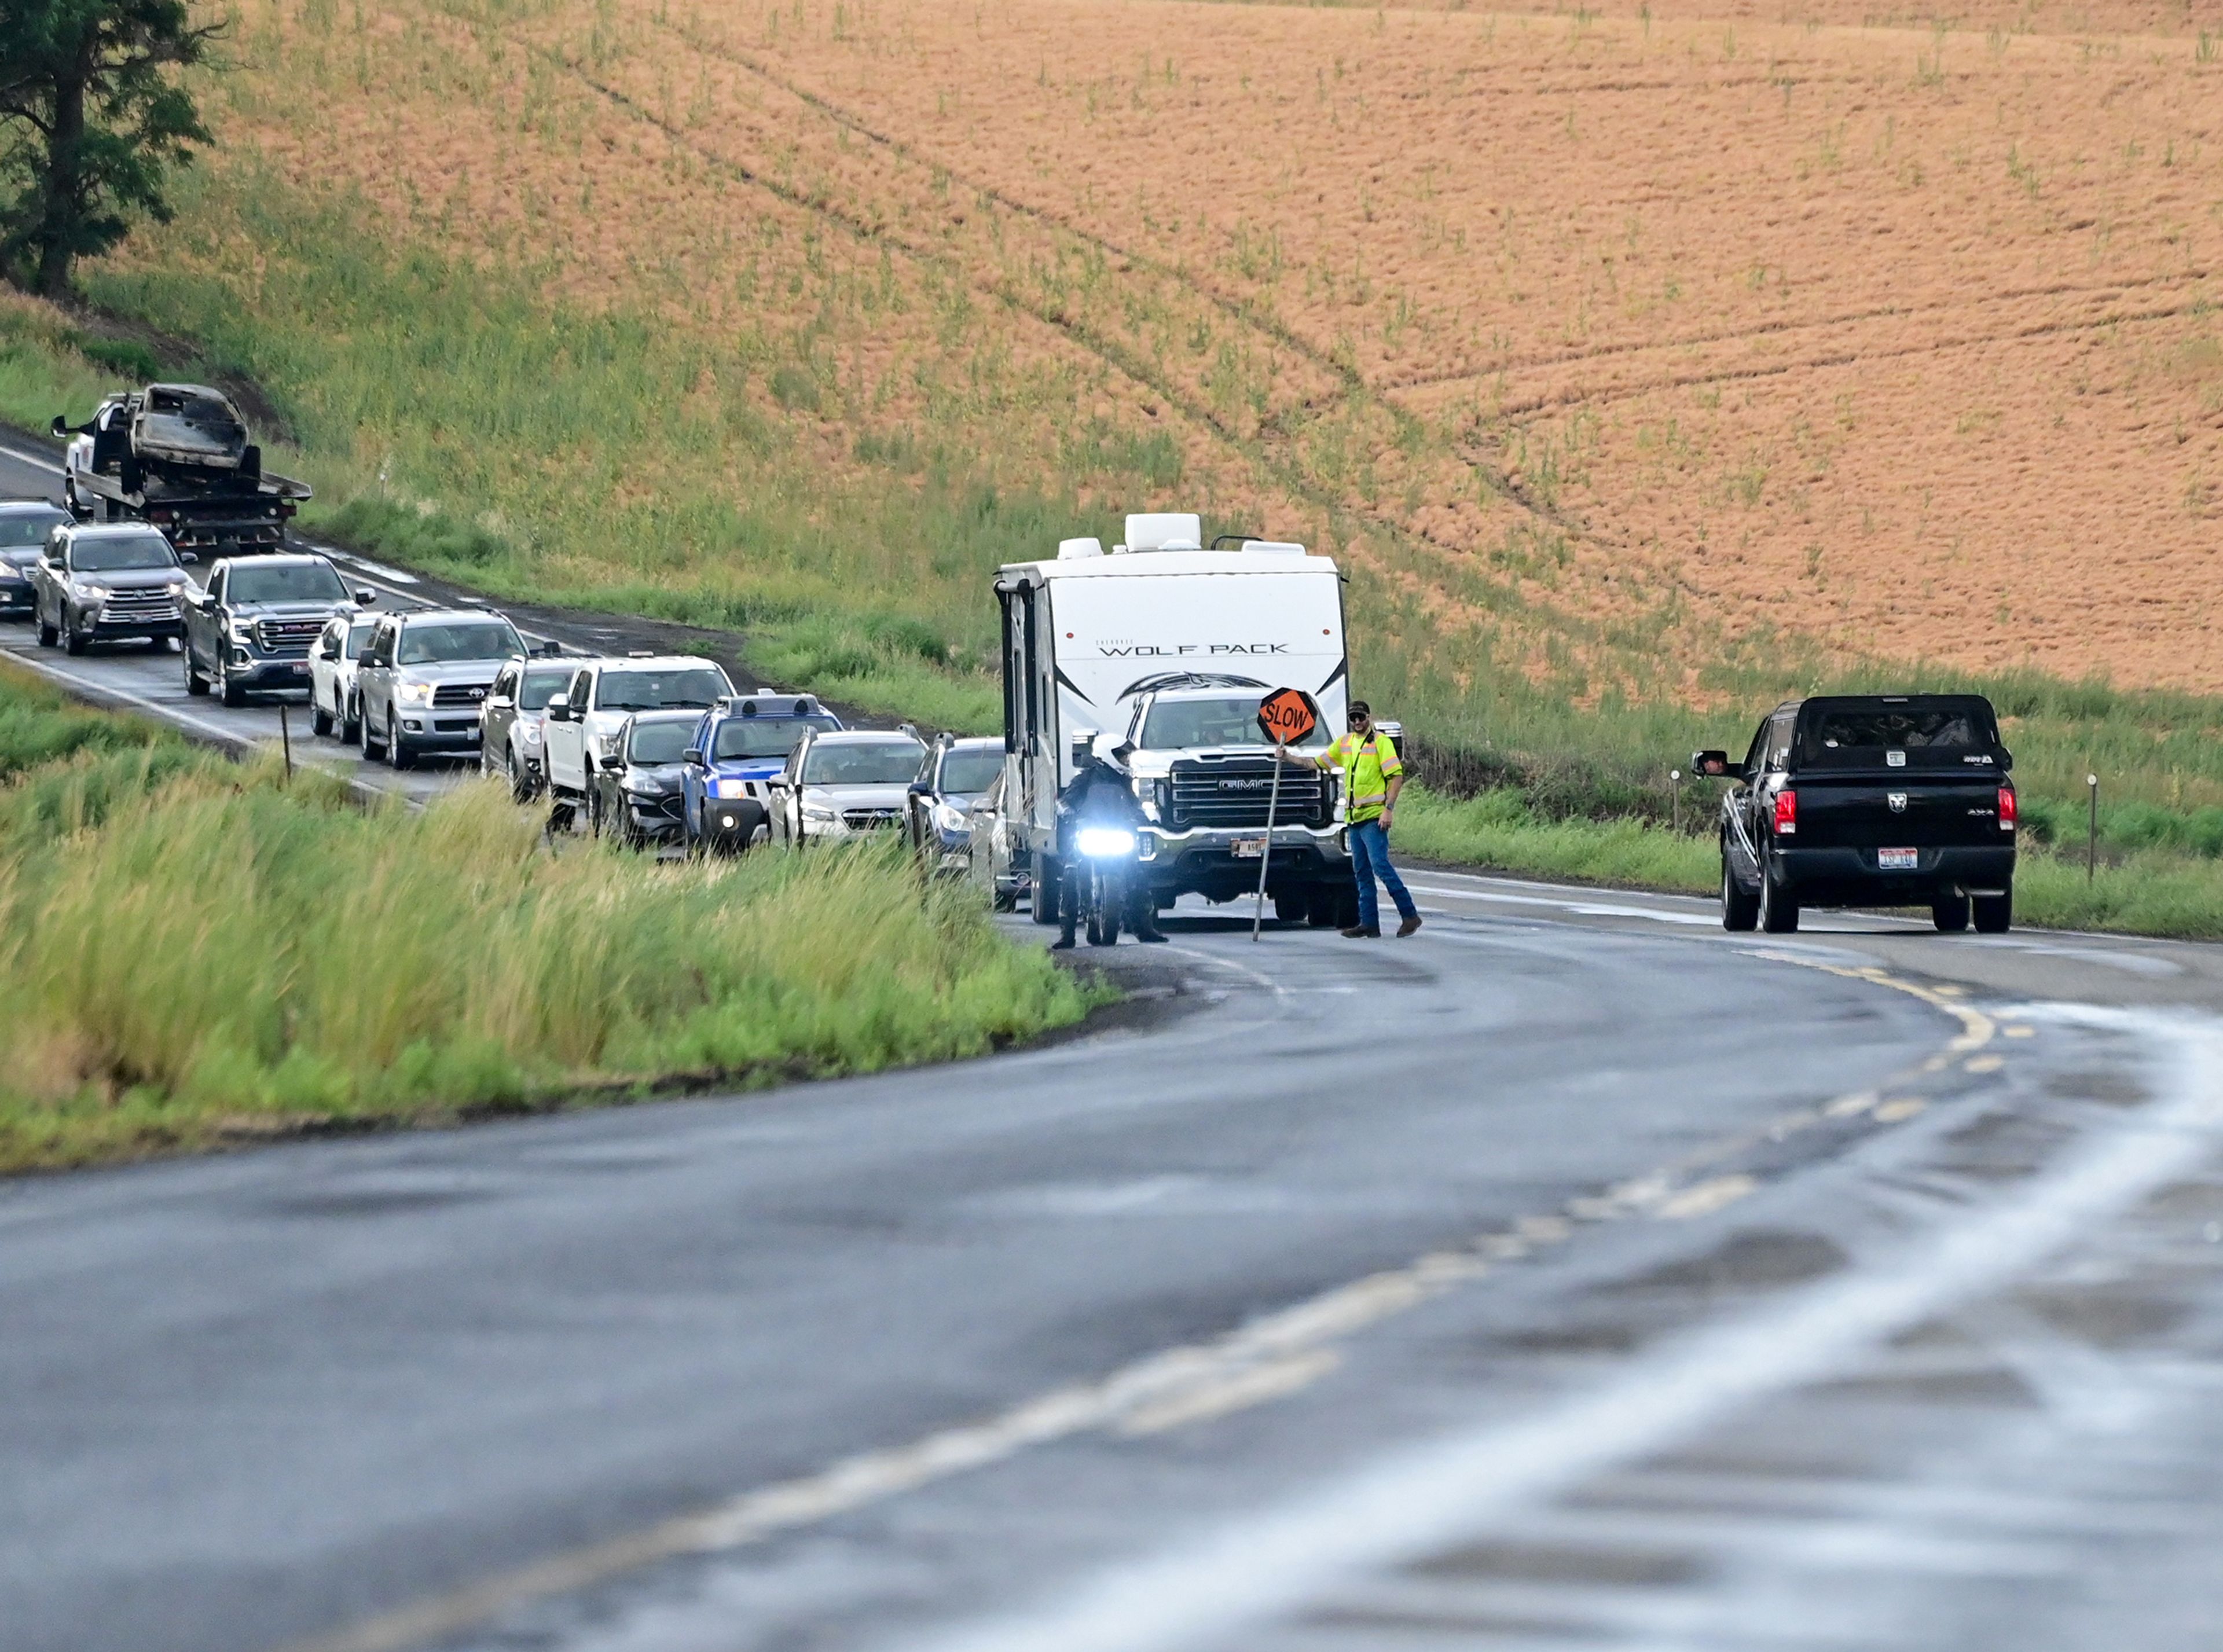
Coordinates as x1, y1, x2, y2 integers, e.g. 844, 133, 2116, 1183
307, 613, 378, 742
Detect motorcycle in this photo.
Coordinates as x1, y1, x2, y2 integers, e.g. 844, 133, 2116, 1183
1071, 824, 1142, 947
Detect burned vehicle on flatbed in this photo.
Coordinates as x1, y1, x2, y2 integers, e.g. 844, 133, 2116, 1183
1697, 694, 2017, 935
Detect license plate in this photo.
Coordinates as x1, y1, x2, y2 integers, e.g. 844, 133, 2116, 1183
1232, 838, 1266, 859
1879, 847, 1918, 870
289, 662, 309, 676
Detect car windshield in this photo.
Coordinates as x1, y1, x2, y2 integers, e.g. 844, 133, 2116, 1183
626, 721, 696, 764
596, 667, 731, 711
803, 740, 926, 785
397, 621, 523, 665
713, 714, 839, 759
0, 510, 67, 549
344, 621, 376, 656
74, 535, 177, 572
938, 749, 1004, 794
1811, 706, 1992, 751
229, 562, 347, 604
1140, 695, 1282, 750
519, 667, 571, 711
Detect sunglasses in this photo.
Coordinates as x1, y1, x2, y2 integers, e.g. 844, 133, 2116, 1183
1348, 713, 1370, 725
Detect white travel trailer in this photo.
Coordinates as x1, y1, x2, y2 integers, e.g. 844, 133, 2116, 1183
992, 512, 1358, 926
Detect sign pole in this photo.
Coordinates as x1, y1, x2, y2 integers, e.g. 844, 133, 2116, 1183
1252, 743, 1285, 942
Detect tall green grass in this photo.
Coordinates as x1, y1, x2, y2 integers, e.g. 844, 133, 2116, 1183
0, 677, 1092, 1172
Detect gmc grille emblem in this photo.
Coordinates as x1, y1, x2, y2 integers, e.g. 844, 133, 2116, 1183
1218, 779, 1269, 791
1888, 792, 1907, 813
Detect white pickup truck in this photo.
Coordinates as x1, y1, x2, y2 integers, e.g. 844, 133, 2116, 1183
543, 654, 733, 830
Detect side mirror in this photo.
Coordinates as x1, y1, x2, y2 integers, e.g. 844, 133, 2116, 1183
355, 588, 376, 605
601, 753, 626, 772
908, 781, 930, 796
546, 695, 571, 722
1691, 749, 1734, 779
353, 647, 376, 665
175, 550, 198, 565
683, 747, 702, 764
49, 416, 67, 438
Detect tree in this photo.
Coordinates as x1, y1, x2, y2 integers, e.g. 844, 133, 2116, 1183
0, 0, 221, 299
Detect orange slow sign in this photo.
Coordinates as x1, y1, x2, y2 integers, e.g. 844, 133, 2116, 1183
1256, 687, 1320, 747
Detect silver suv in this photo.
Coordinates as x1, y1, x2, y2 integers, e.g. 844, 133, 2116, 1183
354, 607, 525, 770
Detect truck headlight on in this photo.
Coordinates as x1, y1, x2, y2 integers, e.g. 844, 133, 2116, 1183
710, 776, 751, 799
396, 681, 438, 707
1076, 827, 1137, 858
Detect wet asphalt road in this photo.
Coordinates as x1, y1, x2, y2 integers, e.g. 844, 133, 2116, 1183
6, 438, 2223, 1652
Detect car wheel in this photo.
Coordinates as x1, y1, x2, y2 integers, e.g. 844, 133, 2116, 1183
218, 659, 247, 707
184, 642, 208, 695
1758, 856, 1799, 934
340, 695, 361, 746
388, 722, 414, 770
548, 799, 576, 835
1972, 886, 2013, 934
1273, 891, 1308, 926
361, 703, 386, 761
510, 751, 538, 805
311, 698, 334, 739
148, 634, 172, 653
35, 605, 57, 648
1721, 851, 1759, 932
63, 624, 86, 656
1031, 855, 1061, 925
1931, 893, 1971, 933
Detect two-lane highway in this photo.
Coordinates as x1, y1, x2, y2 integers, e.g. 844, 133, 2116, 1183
6, 434, 2223, 1652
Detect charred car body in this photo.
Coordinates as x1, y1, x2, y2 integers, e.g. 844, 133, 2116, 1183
1700, 693, 2017, 935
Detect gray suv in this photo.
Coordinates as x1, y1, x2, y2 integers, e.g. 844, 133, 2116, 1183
355, 607, 526, 769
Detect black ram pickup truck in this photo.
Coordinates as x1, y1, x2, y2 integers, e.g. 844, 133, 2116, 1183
1696, 694, 2017, 935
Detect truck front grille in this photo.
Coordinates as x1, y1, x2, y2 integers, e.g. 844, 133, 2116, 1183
1166, 757, 1330, 831
433, 682, 492, 708
254, 616, 326, 655
99, 588, 179, 622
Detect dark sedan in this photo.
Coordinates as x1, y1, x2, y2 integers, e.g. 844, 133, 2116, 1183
591, 711, 701, 849
0, 501, 70, 619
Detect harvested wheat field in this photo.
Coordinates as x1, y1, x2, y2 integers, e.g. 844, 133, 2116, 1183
63, 0, 2223, 705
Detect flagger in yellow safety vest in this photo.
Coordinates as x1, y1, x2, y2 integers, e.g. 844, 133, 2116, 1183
1284, 700, 1421, 939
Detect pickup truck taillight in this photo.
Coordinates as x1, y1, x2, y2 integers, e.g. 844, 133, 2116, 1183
1773, 790, 1796, 835
1998, 785, 2017, 832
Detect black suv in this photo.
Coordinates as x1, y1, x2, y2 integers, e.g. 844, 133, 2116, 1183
183, 553, 371, 706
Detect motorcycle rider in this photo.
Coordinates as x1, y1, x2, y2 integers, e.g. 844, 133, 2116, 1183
1050, 734, 1167, 949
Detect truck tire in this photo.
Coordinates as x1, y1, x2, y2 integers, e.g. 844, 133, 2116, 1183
184, 644, 208, 695
361, 704, 386, 761
64, 626, 86, 656
1274, 891, 1308, 926
1972, 886, 2012, 934
36, 608, 56, 648
219, 661, 247, 707
1031, 855, 1062, 925
1932, 893, 1970, 933
311, 697, 333, 739
510, 750, 538, 805
1305, 886, 1340, 927
1721, 855, 1759, 931
388, 726, 415, 770
340, 695, 361, 746
1758, 860, 1799, 934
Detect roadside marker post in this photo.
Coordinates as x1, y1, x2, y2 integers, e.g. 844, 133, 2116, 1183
279, 703, 294, 783
2088, 773, 2099, 882
1252, 689, 1322, 942
1671, 768, 1682, 835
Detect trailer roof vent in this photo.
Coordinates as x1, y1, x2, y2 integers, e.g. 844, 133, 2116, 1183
1122, 513, 1202, 553
1057, 537, 1103, 560
1242, 539, 1308, 557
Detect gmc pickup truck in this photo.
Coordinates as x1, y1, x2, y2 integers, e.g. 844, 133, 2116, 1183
1697, 694, 2016, 935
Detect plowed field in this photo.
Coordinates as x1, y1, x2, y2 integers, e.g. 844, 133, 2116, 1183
118, 0, 2223, 696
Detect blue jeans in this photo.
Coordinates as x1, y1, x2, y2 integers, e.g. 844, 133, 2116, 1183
1348, 817, 1415, 930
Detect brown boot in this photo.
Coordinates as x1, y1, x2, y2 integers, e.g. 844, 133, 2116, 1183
1397, 915, 1423, 938
1340, 925, 1381, 938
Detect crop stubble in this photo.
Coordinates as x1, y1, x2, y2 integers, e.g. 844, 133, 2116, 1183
175, 0, 2223, 692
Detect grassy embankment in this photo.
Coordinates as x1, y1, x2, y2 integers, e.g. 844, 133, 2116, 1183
3, 0, 2222, 934
0, 666, 1093, 1172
